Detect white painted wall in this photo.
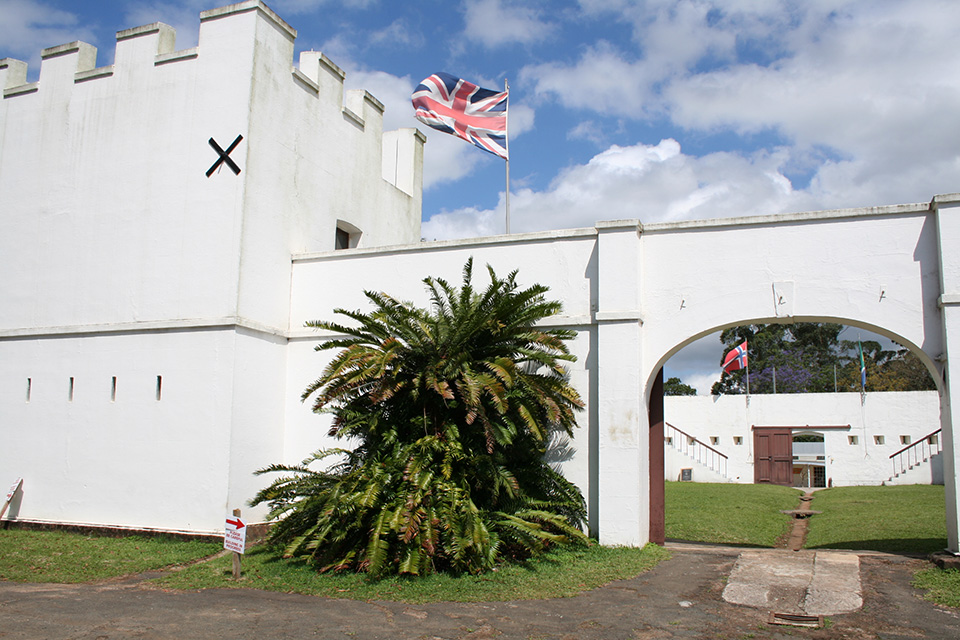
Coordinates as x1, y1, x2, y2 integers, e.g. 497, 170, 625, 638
664, 391, 942, 486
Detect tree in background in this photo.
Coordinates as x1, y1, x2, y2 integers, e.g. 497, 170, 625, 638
251, 259, 587, 577
710, 323, 934, 395
835, 341, 936, 392
664, 376, 697, 396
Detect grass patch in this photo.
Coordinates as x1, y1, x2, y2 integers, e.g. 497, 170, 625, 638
0, 529, 222, 583
665, 481, 801, 547
913, 567, 960, 608
153, 542, 670, 602
804, 485, 947, 553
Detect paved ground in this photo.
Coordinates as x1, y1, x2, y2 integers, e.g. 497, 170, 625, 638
723, 549, 863, 615
0, 544, 958, 639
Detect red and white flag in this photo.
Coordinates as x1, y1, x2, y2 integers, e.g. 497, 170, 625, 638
722, 341, 748, 373
411, 72, 508, 159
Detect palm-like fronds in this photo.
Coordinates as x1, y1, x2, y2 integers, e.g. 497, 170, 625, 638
252, 259, 586, 576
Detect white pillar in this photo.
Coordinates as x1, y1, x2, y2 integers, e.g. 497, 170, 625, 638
934, 194, 960, 553
594, 221, 647, 546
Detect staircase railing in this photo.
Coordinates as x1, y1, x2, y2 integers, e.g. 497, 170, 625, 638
665, 422, 728, 478
889, 428, 942, 478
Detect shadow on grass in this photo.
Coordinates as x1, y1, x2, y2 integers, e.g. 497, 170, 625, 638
805, 538, 948, 555
664, 537, 771, 549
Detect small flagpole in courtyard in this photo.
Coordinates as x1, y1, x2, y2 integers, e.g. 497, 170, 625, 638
504, 78, 510, 235
745, 352, 750, 397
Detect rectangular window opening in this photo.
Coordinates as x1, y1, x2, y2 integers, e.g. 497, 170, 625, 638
156, 375, 162, 401
111, 376, 117, 402
930, 434, 939, 445
26, 377, 32, 403
900, 435, 911, 445
874, 435, 884, 445
848, 435, 858, 445
69, 376, 75, 402
709, 436, 719, 445
665, 437, 673, 445
733, 436, 743, 445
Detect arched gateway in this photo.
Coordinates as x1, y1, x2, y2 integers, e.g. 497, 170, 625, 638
288, 196, 960, 552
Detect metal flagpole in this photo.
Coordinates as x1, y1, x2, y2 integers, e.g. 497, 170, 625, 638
745, 347, 751, 397
504, 78, 510, 235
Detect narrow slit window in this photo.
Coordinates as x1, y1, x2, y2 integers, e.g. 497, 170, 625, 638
26, 377, 32, 402
156, 375, 162, 401
111, 376, 117, 402
69, 377, 75, 402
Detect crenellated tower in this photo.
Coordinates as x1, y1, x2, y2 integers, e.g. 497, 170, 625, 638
0, 1, 424, 533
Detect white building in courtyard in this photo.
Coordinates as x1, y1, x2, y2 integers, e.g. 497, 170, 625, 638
2, 1, 959, 553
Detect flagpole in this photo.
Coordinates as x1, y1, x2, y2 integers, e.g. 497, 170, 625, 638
745, 347, 750, 397
504, 78, 510, 235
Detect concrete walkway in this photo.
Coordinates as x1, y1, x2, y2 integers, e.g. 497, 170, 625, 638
722, 549, 862, 615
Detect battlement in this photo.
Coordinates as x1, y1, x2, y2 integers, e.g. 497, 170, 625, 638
0, 0, 423, 335
0, 1, 390, 132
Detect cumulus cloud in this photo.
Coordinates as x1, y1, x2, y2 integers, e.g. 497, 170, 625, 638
422, 138, 807, 240
462, 0, 557, 48
430, 0, 960, 239
122, 1, 208, 50
0, 0, 95, 67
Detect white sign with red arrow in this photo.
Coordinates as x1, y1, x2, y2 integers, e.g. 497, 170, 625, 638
224, 514, 247, 554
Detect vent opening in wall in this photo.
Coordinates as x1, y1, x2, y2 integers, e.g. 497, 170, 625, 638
335, 220, 362, 250
69, 377, 75, 402
26, 378, 31, 402
111, 376, 117, 402
156, 376, 162, 401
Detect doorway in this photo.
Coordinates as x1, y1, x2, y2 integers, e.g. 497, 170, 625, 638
753, 427, 792, 485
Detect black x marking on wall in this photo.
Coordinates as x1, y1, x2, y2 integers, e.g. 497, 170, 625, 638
206, 135, 243, 177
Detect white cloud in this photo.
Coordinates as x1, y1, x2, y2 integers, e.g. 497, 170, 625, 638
423, 138, 806, 240
122, 1, 207, 50
0, 0, 95, 67
274, 0, 378, 13
462, 0, 557, 48
369, 18, 424, 48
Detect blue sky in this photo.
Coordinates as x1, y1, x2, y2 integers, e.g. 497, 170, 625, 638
2, 0, 953, 392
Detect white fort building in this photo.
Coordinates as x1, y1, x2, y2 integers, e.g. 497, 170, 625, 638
2, 1, 960, 553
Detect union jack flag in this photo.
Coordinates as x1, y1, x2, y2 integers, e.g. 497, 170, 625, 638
411, 72, 508, 159
722, 341, 748, 374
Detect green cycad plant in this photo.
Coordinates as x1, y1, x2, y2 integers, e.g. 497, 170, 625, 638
251, 259, 587, 577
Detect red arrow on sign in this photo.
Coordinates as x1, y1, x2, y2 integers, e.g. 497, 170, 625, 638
226, 518, 245, 529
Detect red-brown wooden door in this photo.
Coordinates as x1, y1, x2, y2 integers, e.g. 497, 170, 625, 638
754, 428, 793, 485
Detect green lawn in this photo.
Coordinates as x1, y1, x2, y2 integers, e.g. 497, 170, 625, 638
665, 481, 802, 547
0, 529, 222, 583
803, 485, 947, 553
0, 527, 669, 601
152, 542, 669, 602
